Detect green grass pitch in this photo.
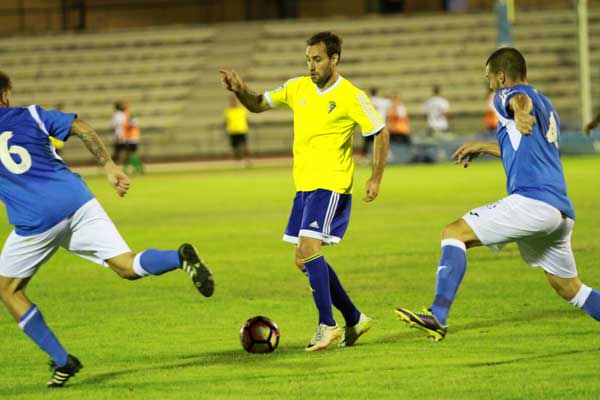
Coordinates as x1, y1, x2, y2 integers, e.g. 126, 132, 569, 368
0, 156, 599, 399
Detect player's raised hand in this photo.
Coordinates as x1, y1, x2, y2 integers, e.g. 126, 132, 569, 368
452, 141, 482, 168
104, 162, 130, 197
363, 178, 380, 202
219, 69, 244, 93
514, 110, 535, 135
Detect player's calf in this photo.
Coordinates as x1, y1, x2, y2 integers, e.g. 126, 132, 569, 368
106, 252, 140, 280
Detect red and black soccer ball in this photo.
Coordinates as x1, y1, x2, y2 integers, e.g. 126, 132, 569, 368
240, 316, 280, 353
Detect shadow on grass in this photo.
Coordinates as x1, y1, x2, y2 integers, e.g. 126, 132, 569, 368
378, 308, 581, 344
0, 346, 308, 396
465, 347, 600, 368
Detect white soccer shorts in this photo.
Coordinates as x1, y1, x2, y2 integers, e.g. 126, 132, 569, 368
462, 194, 577, 278
0, 199, 131, 278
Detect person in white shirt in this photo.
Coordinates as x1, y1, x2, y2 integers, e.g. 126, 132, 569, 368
112, 100, 128, 164
363, 88, 392, 155
422, 84, 450, 135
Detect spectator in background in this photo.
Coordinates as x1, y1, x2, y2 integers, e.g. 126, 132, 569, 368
112, 100, 128, 165
364, 88, 392, 156
224, 95, 250, 164
387, 95, 411, 145
423, 84, 450, 136
123, 116, 144, 174
584, 112, 600, 135
483, 87, 498, 137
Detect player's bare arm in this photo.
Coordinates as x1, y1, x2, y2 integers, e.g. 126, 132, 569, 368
452, 141, 501, 167
219, 69, 270, 113
70, 118, 130, 197
509, 94, 535, 135
584, 113, 600, 135
364, 127, 389, 202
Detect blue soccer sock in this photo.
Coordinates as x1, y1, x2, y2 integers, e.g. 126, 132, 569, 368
19, 305, 68, 368
303, 253, 336, 327
133, 249, 181, 277
429, 239, 467, 326
569, 284, 600, 321
327, 263, 361, 327
300, 264, 360, 326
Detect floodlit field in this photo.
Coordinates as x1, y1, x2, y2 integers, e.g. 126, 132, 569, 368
1, 156, 599, 399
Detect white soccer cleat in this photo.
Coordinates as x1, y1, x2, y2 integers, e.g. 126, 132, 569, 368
305, 323, 342, 352
339, 313, 373, 347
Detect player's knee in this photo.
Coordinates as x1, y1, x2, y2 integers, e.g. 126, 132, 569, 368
0, 278, 17, 301
441, 221, 462, 240
294, 254, 305, 271
297, 244, 318, 261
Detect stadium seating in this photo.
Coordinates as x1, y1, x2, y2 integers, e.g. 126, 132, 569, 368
2, 8, 599, 163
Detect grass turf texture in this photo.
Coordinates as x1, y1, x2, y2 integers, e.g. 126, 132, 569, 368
0, 156, 599, 399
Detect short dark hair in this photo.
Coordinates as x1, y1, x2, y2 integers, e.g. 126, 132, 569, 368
0, 71, 12, 96
486, 47, 527, 81
307, 31, 342, 62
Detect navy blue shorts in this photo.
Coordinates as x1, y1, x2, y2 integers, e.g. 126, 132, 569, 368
283, 189, 352, 245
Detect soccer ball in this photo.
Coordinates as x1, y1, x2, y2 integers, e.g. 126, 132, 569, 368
240, 316, 280, 353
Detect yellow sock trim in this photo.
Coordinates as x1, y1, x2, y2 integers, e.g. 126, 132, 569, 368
301, 253, 323, 264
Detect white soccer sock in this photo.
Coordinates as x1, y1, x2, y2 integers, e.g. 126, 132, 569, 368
132, 252, 150, 277
568, 284, 592, 308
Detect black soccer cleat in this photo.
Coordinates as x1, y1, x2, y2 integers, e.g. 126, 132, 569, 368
47, 354, 82, 388
179, 243, 214, 297
394, 307, 447, 341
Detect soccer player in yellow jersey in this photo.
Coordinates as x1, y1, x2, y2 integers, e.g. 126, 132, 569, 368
220, 32, 389, 351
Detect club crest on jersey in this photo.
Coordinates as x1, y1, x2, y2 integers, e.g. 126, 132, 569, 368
328, 101, 336, 114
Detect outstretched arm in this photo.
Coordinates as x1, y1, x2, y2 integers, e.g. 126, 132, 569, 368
509, 94, 535, 135
220, 69, 270, 113
70, 118, 130, 197
364, 128, 390, 202
452, 141, 501, 168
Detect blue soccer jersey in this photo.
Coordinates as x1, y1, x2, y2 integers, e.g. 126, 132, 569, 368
493, 84, 575, 219
0, 105, 94, 235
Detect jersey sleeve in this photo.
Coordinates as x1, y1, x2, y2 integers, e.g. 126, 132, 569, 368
350, 91, 386, 136
494, 87, 527, 120
263, 77, 300, 109
31, 105, 77, 141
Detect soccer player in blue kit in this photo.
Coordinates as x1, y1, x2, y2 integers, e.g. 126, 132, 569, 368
395, 48, 600, 341
0, 72, 214, 387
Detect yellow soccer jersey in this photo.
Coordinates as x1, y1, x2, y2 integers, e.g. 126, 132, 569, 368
224, 106, 249, 135
264, 75, 384, 194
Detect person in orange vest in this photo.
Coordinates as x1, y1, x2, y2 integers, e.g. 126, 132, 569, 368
123, 116, 144, 174
387, 95, 411, 145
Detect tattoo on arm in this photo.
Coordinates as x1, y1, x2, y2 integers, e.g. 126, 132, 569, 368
70, 118, 111, 166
